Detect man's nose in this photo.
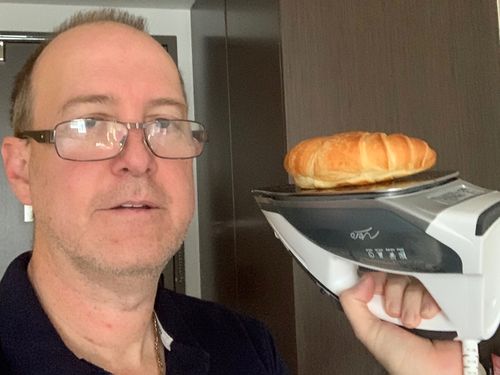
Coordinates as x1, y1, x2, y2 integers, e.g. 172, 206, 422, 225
111, 129, 157, 176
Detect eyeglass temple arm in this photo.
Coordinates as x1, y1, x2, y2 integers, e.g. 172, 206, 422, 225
193, 129, 208, 142
17, 130, 55, 143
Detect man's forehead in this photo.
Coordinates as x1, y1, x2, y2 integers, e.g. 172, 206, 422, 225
30, 21, 186, 122
38, 21, 168, 67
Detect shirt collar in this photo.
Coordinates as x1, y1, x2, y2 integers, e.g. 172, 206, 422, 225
154, 312, 173, 351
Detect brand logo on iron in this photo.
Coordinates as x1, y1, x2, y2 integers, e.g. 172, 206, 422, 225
350, 227, 380, 240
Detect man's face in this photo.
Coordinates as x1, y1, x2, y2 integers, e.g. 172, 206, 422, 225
25, 22, 194, 277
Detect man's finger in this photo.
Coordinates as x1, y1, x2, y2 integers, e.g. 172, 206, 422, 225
421, 290, 441, 319
400, 280, 426, 328
383, 274, 411, 318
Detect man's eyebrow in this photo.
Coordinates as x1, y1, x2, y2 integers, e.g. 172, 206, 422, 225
146, 97, 187, 112
59, 95, 187, 115
60, 95, 115, 114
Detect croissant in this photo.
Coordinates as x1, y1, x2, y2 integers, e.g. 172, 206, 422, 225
284, 131, 436, 189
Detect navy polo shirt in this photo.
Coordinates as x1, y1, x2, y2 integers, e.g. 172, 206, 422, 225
0, 252, 288, 374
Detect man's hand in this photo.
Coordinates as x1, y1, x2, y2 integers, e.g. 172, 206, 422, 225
340, 273, 463, 375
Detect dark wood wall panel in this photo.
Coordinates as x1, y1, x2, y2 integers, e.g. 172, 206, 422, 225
192, 1, 297, 372
225, 1, 297, 371
279, 0, 499, 373
192, 0, 238, 305
280, 0, 500, 188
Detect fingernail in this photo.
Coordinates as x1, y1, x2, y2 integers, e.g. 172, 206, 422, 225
420, 303, 434, 318
402, 312, 418, 328
387, 302, 401, 316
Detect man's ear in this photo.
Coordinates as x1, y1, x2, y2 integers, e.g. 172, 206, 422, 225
1, 136, 32, 205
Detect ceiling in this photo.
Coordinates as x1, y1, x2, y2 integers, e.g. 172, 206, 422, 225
0, 0, 195, 9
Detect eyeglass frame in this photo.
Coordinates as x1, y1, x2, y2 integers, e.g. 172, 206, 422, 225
16, 118, 208, 162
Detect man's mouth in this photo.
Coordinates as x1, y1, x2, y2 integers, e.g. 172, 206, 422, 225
111, 201, 159, 210
117, 203, 152, 209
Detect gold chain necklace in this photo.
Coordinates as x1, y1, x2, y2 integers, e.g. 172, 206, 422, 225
152, 315, 164, 374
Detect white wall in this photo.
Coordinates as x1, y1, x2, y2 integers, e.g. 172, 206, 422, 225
497, 0, 500, 40
0, 2, 201, 297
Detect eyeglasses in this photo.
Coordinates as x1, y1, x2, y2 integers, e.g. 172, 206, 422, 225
17, 118, 208, 161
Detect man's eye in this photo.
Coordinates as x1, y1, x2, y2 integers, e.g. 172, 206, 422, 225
84, 119, 99, 128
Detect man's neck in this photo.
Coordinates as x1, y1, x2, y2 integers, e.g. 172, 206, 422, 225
27, 248, 164, 374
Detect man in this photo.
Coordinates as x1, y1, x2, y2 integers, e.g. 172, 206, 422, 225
2, 9, 284, 374
0, 8, 463, 375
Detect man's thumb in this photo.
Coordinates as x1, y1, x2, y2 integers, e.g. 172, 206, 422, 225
339, 273, 380, 341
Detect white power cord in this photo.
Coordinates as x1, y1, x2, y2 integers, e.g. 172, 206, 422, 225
462, 340, 480, 375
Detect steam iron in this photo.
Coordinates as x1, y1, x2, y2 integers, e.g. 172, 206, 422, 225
252, 171, 500, 342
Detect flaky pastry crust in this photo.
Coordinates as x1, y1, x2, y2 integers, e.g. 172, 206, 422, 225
284, 131, 436, 189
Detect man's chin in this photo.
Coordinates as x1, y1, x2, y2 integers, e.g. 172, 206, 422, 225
102, 262, 165, 279
70, 253, 168, 281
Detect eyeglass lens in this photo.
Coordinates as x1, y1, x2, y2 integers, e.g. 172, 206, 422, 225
54, 119, 205, 161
